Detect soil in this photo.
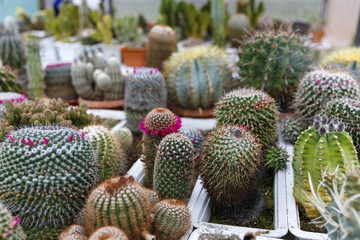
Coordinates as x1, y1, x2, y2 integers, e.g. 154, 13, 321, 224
298, 205, 327, 233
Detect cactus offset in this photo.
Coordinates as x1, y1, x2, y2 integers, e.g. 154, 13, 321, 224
179, 126, 204, 153
0, 203, 26, 239
25, 36, 44, 98
89, 226, 128, 240
104, 57, 125, 100
280, 116, 305, 145
264, 146, 289, 171
0, 92, 26, 119
94, 70, 112, 91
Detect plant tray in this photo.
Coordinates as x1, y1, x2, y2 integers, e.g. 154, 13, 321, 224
78, 98, 124, 110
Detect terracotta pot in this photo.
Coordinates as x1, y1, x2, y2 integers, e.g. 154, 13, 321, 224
172, 106, 214, 118
121, 46, 147, 67
63, 99, 78, 106
78, 97, 124, 110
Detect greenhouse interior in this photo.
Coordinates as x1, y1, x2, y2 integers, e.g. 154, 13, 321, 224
0, 0, 360, 239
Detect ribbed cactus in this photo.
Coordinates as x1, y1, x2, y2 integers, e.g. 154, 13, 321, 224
140, 107, 182, 187
125, 68, 167, 133
264, 146, 289, 171
228, 14, 250, 46
280, 116, 305, 145
199, 125, 263, 219
93, 70, 111, 91
163, 46, 233, 110
89, 227, 128, 240
294, 70, 360, 125
215, 88, 278, 146
112, 127, 133, 154
0, 34, 26, 74
84, 176, 154, 240
0, 126, 99, 228
179, 126, 204, 153
211, 0, 226, 48
154, 132, 195, 201
71, 59, 94, 100
143, 187, 159, 205
104, 56, 125, 100
25, 36, 44, 98
293, 115, 359, 218
145, 25, 176, 71
0, 203, 26, 239
59, 225, 87, 240
153, 199, 192, 240
0, 67, 24, 93
238, 29, 312, 110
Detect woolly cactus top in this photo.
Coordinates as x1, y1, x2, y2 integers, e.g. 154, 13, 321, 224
140, 108, 181, 136
0, 93, 26, 104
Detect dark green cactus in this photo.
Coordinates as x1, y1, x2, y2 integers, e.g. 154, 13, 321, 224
0, 67, 24, 93
280, 116, 305, 145
264, 145, 289, 171
153, 199, 192, 240
23, 226, 64, 240
89, 226, 128, 240
25, 36, 44, 98
163, 45, 233, 110
179, 126, 204, 153
215, 88, 278, 146
0, 34, 26, 74
0, 203, 26, 239
154, 132, 195, 201
211, 0, 226, 48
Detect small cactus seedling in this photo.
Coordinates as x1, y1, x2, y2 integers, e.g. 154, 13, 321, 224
88, 226, 128, 240
280, 116, 305, 145
179, 126, 204, 153
264, 145, 289, 171
0, 203, 26, 240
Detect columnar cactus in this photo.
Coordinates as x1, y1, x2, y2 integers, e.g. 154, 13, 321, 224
154, 132, 195, 201
0, 203, 26, 239
71, 60, 94, 100
264, 146, 289, 171
163, 45, 233, 110
293, 115, 359, 218
112, 127, 133, 154
84, 176, 154, 240
215, 88, 278, 146
145, 25, 176, 71
89, 227, 128, 240
0, 67, 24, 93
228, 13, 250, 46
82, 125, 126, 179
211, 0, 226, 48
179, 126, 204, 153
25, 36, 44, 98
153, 199, 192, 240
140, 107, 182, 187
0, 34, 26, 74
59, 225, 87, 240
294, 69, 360, 125
125, 68, 167, 133
104, 56, 125, 100
280, 116, 305, 145
0, 126, 99, 228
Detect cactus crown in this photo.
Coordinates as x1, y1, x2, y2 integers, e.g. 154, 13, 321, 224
140, 107, 181, 136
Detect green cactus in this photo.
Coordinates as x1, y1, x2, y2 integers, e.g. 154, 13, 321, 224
0, 34, 26, 74
0, 92, 26, 119
228, 13, 250, 47
59, 225, 87, 240
24, 226, 64, 240
215, 88, 278, 146
247, 0, 265, 28
264, 145, 289, 171
211, 0, 226, 48
158, 0, 177, 28
104, 56, 125, 100
78, 0, 90, 35
140, 107, 182, 188
71, 59, 95, 100
294, 70, 360, 125
179, 126, 204, 153
154, 132, 195, 201
293, 115, 359, 218
92, 14, 113, 45
280, 116, 305, 145
89, 226, 128, 240
112, 127, 133, 154
0, 203, 26, 239
125, 68, 167, 133
0, 67, 24, 93
143, 187, 159, 205
84, 176, 154, 240
82, 125, 126, 179
164, 46, 233, 110
238, 29, 312, 110
0, 126, 99, 230
113, 12, 141, 44
153, 199, 192, 240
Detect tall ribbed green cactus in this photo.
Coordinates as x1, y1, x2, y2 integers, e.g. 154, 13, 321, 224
0, 203, 26, 239
211, 0, 226, 48
153, 199, 192, 240
163, 46, 233, 110
179, 126, 204, 153
25, 36, 44, 98
293, 115, 359, 218
84, 176, 154, 240
154, 132, 195, 201
104, 56, 125, 100
0, 126, 99, 230
0, 34, 26, 74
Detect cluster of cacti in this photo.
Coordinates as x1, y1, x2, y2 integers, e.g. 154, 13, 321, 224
293, 115, 359, 218
0, 92, 26, 119
125, 68, 167, 133
145, 24, 176, 71
264, 146, 289, 171
280, 116, 305, 144
163, 45, 233, 110
82, 125, 126, 179
294, 69, 360, 125
215, 88, 278, 146
0, 34, 26, 74
92, 14, 113, 45
153, 199, 192, 240
179, 126, 204, 153
0, 203, 26, 239
154, 132, 195, 201
25, 36, 44, 98
0, 67, 24, 93
211, 0, 226, 48
140, 107, 181, 187
238, 29, 312, 110
228, 13, 250, 46
113, 12, 141, 44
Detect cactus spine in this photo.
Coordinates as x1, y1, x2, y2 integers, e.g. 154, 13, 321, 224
89, 227, 128, 240
0, 203, 26, 239
179, 126, 204, 153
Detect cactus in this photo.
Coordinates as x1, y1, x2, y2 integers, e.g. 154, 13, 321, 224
71, 60, 95, 100
153, 199, 192, 240
228, 13, 250, 46
211, 0, 226, 48
0, 34, 26, 74
294, 69, 360, 125
104, 56, 125, 100
89, 227, 128, 240
82, 125, 126, 179
199, 125, 263, 220
280, 116, 305, 145
163, 46, 233, 110
84, 176, 154, 239
143, 187, 159, 205
24, 226, 63, 240
0, 92, 26, 119
112, 127, 133, 154
323, 47, 360, 66
145, 25, 176, 71
78, 0, 90, 35
215, 88, 278, 146
179, 126, 204, 153
113, 12, 141, 44
238, 29, 312, 110
140, 107, 182, 187
125, 68, 167, 133
264, 146, 289, 171
0, 126, 99, 229
59, 225, 87, 240
60, 234, 87, 240
0, 203, 26, 239
92, 14, 113, 45
94, 70, 112, 91
247, 0, 265, 28
25, 36, 44, 98
154, 132, 195, 201
0, 67, 24, 93
293, 115, 359, 218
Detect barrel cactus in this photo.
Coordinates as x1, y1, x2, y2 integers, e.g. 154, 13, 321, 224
293, 115, 359, 218
215, 88, 278, 146
294, 69, 360, 125
89, 227, 128, 240
179, 126, 204, 153
0, 203, 26, 239
112, 127, 133, 153
228, 13, 250, 47
25, 36, 44, 98
59, 225, 87, 240
153, 199, 192, 240
280, 116, 305, 145
0, 126, 99, 230
264, 146, 289, 172
163, 45, 233, 110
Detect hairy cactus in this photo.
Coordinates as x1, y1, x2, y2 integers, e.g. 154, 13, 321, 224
104, 56, 125, 100
215, 88, 278, 146
145, 25, 176, 71
0, 203, 26, 239
59, 225, 87, 240
125, 68, 167, 133
179, 126, 204, 153
0, 34, 26, 74
228, 13, 250, 47
153, 199, 192, 240
140, 107, 182, 187
238, 29, 312, 110
93, 70, 111, 91
143, 187, 159, 205
0, 126, 99, 228
154, 133, 195, 201
199, 125, 263, 220
163, 45, 233, 110
293, 115, 359, 218
25, 36, 44, 98
264, 146, 289, 171
280, 116, 305, 144
82, 125, 126, 179
84, 176, 154, 239
89, 226, 128, 240
294, 69, 360, 125
112, 127, 133, 154
0, 67, 24, 93
71, 60, 94, 100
